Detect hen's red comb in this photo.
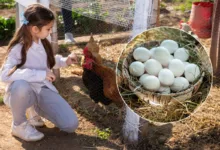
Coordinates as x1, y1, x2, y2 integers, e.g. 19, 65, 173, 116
83, 47, 89, 55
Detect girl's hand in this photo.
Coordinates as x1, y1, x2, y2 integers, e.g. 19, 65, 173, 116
46, 70, 56, 82
66, 52, 78, 65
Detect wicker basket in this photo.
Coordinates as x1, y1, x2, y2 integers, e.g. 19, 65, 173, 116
122, 41, 205, 106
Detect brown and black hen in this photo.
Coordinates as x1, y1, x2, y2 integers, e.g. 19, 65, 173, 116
82, 35, 124, 116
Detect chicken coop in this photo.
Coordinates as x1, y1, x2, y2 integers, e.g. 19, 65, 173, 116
15, 0, 161, 146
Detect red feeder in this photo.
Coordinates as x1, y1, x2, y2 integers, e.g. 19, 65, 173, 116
188, 2, 213, 38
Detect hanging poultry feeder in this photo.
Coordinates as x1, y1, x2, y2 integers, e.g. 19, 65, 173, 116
188, 2, 213, 38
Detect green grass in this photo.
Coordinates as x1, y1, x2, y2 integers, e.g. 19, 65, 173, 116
0, 96, 4, 105
95, 128, 111, 140
174, 0, 198, 12
59, 44, 69, 49
174, 0, 214, 12
160, 2, 167, 9
170, 0, 213, 2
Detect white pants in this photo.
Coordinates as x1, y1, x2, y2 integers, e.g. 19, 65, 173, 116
6, 80, 78, 133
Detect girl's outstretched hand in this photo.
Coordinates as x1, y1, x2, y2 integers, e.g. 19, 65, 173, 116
66, 52, 78, 65
46, 70, 56, 82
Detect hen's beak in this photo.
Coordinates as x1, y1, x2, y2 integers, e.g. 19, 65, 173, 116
80, 56, 85, 66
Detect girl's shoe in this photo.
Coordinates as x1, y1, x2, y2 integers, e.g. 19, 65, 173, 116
11, 121, 44, 142
29, 116, 45, 127
27, 106, 45, 127
65, 33, 76, 44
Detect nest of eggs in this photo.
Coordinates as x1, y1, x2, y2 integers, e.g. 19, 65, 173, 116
122, 40, 205, 106
118, 27, 212, 122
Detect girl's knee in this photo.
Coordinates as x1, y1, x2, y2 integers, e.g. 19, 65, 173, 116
8, 80, 35, 108
62, 118, 79, 133
10, 80, 32, 96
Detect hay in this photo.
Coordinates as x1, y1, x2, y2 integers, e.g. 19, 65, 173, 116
118, 27, 212, 122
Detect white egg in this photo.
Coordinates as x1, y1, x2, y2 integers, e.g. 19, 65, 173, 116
141, 75, 160, 91
144, 59, 162, 76
133, 47, 151, 62
170, 77, 189, 92
183, 62, 190, 67
158, 86, 171, 94
129, 61, 145, 77
150, 47, 157, 56
160, 39, 179, 54
169, 55, 174, 61
139, 74, 150, 85
184, 63, 200, 82
168, 59, 185, 77
174, 48, 189, 62
158, 69, 175, 86
152, 47, 171, 67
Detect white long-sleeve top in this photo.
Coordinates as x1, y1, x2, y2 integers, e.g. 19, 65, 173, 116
0, 40, 68, 94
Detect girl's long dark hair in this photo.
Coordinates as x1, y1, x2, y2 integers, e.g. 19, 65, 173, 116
7, 4, 55, 76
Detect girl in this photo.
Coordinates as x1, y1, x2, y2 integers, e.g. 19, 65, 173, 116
0, 4, 79, 142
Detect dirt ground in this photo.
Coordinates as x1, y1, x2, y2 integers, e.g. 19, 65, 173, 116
0, 3, 220, 150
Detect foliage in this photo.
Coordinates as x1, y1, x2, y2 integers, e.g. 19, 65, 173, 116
95, 128, 111, 140
173, 0, 214, 12
174, 0, 198, 12
0, 96, 3, 105
0, 16, 15, 40
57, 6, 125, 35
0, 0, 15, 9
160, 2, 167, 9
71, 4, 111, 33
171, 0, 213, 2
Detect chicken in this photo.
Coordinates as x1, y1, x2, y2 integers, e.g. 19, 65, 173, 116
82, 35, 124, 117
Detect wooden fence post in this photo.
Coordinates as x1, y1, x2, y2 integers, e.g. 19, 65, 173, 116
15, 3, 19, 29
156, 0, 160, 26
40, 0, 60, 79
50, 12, 60, 79
42, 0, 60, 80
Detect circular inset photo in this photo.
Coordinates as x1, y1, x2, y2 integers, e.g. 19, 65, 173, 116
117, 27, 213, 123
